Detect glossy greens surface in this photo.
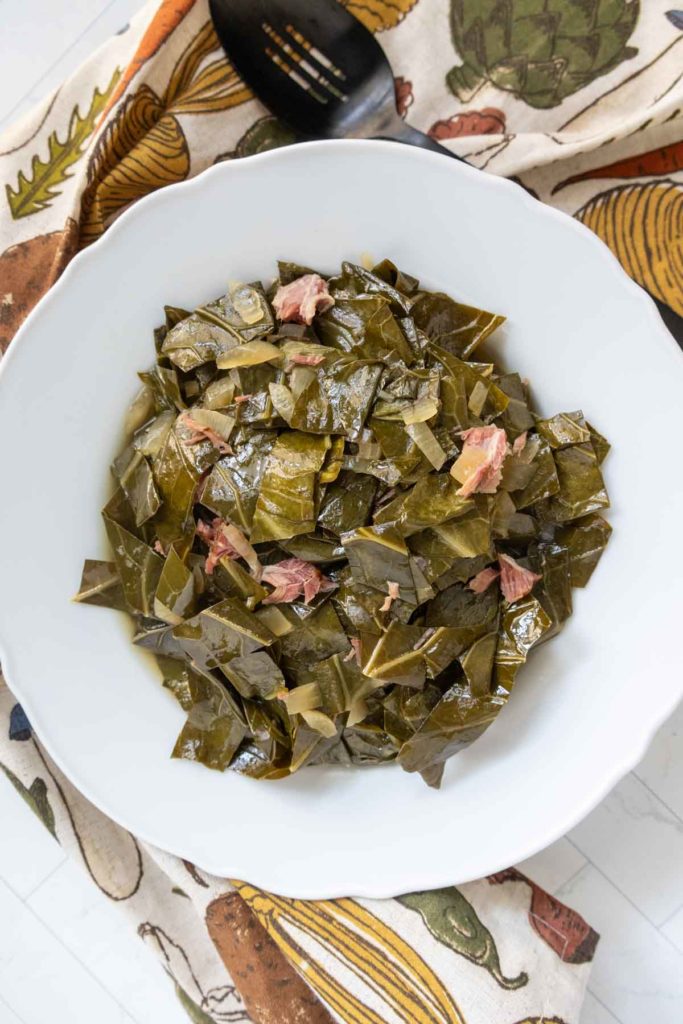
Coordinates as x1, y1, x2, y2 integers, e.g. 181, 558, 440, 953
76, 260, 611, 788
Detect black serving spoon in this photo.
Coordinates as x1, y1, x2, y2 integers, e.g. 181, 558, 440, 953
209, 0, 683, 341
209, 0, 462, 159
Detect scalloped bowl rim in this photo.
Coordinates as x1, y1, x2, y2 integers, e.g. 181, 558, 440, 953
0, 140, 681, 897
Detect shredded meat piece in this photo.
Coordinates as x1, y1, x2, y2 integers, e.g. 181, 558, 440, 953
344, 637, 362, 666
288, 353, 325, 366
272, 274, 334, 325
261, 558, 336, 605
380, 580, 401, 612
468, 567, 500, 594
180, 412, 232, 454
153, 540, 166, 557
498, 553, 542, 603
453, 425, 508, 497
196, 517, 261, 578
234, 393, 252, 403
512, 431, 528, 455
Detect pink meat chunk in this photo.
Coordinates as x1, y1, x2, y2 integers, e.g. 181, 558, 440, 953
272, 274, 335, 325
180, 413, 232, 454
261, 558, 336, 605
379, 580, 401, 612
196, 517, 261, 578
454, 425, 508, 497
498, 553, 542, 603
468, 567, 500, 594
512, 431, 528, 455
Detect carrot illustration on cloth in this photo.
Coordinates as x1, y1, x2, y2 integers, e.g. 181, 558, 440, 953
97, 0, 197, 125
553, 140, 683, 193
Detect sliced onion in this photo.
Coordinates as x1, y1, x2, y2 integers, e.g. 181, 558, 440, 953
405, 421, 447, 470
280, 340, 330, 362
467, 380, 489, 417
300, 709, 337, 737
288, 365, 317, 399
279, 682, 321, 714
201, 376, 235, 409
357, 429, 381, 461
400, 396, 439, 425
346, 698, 369, 727
216, 340, 283, 369
268, 382, 296, 421
230, 282, 267, 325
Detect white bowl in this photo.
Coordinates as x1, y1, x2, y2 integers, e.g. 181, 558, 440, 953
0, 141, 681, 898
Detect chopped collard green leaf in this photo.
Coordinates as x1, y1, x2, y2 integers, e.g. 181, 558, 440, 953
78, 259, 612, 787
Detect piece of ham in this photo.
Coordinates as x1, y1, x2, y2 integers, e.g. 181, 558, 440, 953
512, 431, 528, 455
180, 412, 232, 454
468, 567, 500, 594
272, 274, 335, 325
261, 558, 336, 605
344, 637, 362, 666
234, 393, 253, 404
380, 580, 401, 612
452, 425, 508, 497
287, 352, 326, 366
498, 553, 541, 603
153, 540, 166, 557
196, 517, 262, 579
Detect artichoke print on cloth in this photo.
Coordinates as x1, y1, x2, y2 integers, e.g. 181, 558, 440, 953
0, 0, 681, 1021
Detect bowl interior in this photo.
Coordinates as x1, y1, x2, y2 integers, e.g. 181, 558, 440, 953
0, 140, 681, 897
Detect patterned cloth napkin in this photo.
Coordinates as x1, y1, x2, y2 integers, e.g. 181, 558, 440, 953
1, 1, 681, 1021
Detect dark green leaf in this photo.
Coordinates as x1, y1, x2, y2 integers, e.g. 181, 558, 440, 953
535, 443, 610, 523
587, 421, 611, 464
278, 600, 350, 679
496, 373, 534, 441
153, 547, 198, 624
412, 292, 505, 358
171, 672, 247, 771
251, 431, 329, 543
494, 597, 552, 693
73, 560, 126, 611
102, 514, 164, 617
111, 447, 161, 528
535, 410, 590, 449
318, 472, 378, 536
201, 428, 276, 534
398, 683, 508, 775
173, 598, 276, 678
374, 474, 472, 536
342, 524, 433, 606
556, 513, 612, 587
222, 650, 285, 699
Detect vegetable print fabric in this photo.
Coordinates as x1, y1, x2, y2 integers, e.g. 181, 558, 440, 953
1, 0, 680, 1020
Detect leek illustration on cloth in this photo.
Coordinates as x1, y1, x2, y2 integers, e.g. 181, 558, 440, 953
2, 0, 681, 1019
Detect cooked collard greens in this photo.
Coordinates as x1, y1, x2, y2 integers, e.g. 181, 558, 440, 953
76, 260, 611, 788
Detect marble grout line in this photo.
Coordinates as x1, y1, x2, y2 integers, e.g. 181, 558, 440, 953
21, 855, 69, 902
0, 989, 28, 1024
0, 0, 119, 128
0, 876, 133, 1023
659, 900, 683, 929
585, 987, 623, 1023
630, 769, 683, 826
552, 859, 589, 899
565, 836, 683, 953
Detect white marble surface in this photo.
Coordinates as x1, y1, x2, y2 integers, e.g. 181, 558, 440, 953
0, 4, 682, 1022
